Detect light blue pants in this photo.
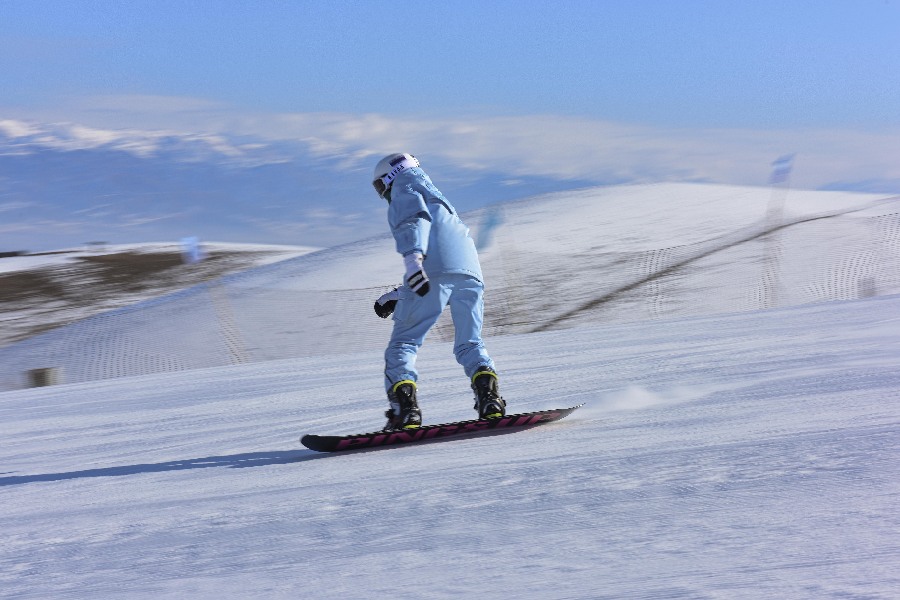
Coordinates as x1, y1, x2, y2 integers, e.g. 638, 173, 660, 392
384, 274, 494, 392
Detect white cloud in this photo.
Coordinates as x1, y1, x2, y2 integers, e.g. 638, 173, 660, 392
0, 119, 41, 138
0, 201, 34, 212
4, 96, 900, 191
218, 111, 900, 190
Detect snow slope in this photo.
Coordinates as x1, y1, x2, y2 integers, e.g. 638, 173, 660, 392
2, 292, 899, 598
4, 182, 898, 391
1, 182, 899, 598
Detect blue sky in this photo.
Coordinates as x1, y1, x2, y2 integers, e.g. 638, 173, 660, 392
2, 0, 900, 190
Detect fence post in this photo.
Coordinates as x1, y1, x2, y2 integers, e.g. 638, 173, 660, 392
28, 367, 61, 387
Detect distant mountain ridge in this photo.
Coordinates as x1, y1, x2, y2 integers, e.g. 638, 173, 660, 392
0, 118, 596, 253
0, 119, 294, 165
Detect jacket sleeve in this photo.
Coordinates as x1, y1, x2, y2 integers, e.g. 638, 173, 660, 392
388, 184, 432, 257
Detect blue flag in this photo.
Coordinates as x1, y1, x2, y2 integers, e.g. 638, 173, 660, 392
770, 154, 795, 184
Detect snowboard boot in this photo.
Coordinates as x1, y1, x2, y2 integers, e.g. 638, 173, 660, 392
384, 380, 422, 431
472, 367, 506, 419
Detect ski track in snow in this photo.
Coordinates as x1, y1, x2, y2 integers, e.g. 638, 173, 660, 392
1, 294, 899, 598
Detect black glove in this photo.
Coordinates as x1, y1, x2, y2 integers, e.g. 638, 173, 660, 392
404, 253, 430, 297
374, 287, 400, 318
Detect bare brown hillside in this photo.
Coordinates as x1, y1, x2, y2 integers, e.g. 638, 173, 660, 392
0, 247, 310, 347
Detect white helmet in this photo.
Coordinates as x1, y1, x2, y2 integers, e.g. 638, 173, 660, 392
372, 153, 419, 198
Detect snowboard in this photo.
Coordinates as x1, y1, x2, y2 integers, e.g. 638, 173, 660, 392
300, 404, 582, 453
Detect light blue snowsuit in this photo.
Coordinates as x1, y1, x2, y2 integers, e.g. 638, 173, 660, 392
384, 167, 494, 391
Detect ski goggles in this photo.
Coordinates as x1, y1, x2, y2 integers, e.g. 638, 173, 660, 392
372, 177, 390, 199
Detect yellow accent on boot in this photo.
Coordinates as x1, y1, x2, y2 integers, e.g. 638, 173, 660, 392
471, 370, 498, 384
391, 380, 420, 429
392, 379, 417, 393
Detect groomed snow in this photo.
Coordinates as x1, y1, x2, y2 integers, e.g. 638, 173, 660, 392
1, 292, 898, 598
2, 181, 899, 597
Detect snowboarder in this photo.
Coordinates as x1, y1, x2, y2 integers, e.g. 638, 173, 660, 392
372, 153, 505, 431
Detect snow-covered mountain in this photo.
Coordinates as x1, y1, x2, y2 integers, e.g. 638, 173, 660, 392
0, 118, 597, 252
0, 119, 259, 163
2, 181, 898, 388
0, 104, 900, 600
2, 178, 900, 597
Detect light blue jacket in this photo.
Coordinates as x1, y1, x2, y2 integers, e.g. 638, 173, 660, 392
387, 167, 483, 283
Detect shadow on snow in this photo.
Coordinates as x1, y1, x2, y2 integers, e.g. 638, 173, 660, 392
0, 450, 322, 487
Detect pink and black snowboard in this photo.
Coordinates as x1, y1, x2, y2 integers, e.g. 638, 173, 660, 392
300, 405, 582, 453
